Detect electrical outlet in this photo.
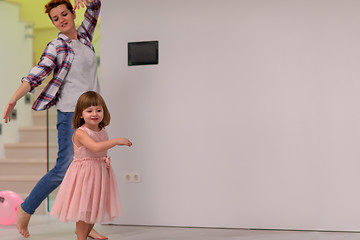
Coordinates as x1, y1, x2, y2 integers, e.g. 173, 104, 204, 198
124, 172, 141, 183
132, 173, 141, 183
124, 173, 132, 182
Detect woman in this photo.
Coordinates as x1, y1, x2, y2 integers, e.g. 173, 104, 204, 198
3, 0, 107, 239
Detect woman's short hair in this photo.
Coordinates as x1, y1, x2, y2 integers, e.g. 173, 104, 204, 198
45, 0, 74, 20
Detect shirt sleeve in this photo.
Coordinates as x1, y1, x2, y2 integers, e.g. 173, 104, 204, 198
22, 41, 57, 92
77, 0, 101, 42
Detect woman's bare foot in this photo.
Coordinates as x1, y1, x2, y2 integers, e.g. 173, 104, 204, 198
88, 228, 108, 240
16, 205, 31, 238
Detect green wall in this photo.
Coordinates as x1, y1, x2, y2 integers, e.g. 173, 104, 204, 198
6, 0, 100, 83
6, 0, 87, 29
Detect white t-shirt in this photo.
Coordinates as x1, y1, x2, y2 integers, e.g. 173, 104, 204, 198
56, 40, 100, 112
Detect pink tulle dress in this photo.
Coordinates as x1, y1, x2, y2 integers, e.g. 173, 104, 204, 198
50, 126, 122, 224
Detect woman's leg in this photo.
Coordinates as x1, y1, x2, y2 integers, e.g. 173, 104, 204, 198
17, 111, 74, 238
16, 205, 30, 238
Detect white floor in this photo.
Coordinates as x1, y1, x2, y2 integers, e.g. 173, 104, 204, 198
1, 215, 360, 240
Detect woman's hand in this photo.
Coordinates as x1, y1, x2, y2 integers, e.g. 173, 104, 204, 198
3, 81, 31, 123
73, 0, 94, 11
3, 101, 17, 123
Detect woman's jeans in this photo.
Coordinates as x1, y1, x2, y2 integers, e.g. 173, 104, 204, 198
21, 110, 75, 215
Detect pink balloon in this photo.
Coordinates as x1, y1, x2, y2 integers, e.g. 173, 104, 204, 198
0, 191, 23, 225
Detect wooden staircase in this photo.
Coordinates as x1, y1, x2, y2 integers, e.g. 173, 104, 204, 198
0, 109, 57, 214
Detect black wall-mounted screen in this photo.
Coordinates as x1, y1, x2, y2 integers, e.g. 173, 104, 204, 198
128, 41, 158, 66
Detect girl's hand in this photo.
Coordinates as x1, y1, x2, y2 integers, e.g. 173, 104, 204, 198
117, 138, 133, 147
3, 101, 16, 123
73, 0, 94, 11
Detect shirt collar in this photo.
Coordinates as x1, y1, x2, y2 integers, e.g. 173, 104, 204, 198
57, 32, 78, 44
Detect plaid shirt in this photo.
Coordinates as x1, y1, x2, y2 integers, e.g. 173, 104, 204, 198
25, 0, 101, 111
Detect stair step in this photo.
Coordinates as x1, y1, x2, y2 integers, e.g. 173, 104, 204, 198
0, 158, 48, 162
0, 176, 42, 194
32, 110, 57, 126
19, 126, 57, 143
4, 142, 58, 159
0, 159, 51, 176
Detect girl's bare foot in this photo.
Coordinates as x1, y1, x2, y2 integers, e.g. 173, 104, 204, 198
88, 228, 108, 240
16, 205, 31, 238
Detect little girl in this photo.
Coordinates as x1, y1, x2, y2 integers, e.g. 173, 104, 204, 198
50, 91, 132, 240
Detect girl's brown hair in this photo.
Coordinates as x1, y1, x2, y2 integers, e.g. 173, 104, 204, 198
45, 0, 74, 20
73, 91, 111, 129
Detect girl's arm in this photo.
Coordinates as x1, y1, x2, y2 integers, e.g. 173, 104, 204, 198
74, 129, 132, 152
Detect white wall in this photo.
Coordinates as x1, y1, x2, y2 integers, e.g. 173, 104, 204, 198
101, 0, 360, 231
0, 2, 33, 148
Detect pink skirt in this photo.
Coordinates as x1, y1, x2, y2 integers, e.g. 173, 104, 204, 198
50, 157, 122, 224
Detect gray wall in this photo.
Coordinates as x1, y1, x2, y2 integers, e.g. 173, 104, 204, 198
101, 0, 360, 231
